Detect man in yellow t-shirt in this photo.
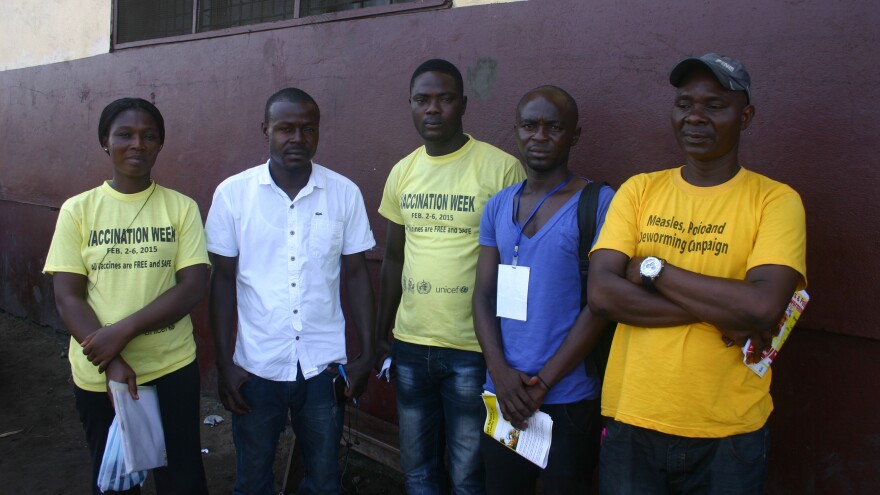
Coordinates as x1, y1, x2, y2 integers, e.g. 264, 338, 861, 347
589, 54, 806, 494
375, 59, 523, 494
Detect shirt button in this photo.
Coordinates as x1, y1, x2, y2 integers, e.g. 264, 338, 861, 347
293, 309, 299, 314
290, 256, 295, 261
295, 336, 300, 340
290, 230, 295, 235
290, 204, 295, 209
291, 282, 296, 287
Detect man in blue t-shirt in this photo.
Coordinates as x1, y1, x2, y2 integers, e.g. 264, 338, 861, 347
472, 86, 615, 493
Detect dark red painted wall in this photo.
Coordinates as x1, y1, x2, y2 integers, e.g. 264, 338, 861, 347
769, 329, 880, 494
2, 0, 878, 491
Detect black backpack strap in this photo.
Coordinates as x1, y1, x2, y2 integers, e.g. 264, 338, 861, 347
578, 181, 606, 308
578, 180, 617, 383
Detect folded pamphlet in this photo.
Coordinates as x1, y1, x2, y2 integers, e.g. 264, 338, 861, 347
481, 391, 552, 468
742, 289, 809, 377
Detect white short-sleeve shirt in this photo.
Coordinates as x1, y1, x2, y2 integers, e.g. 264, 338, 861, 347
206, 162, 375, 381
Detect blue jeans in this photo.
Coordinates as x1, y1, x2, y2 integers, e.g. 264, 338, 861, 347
600, 419, 769, 495
232, 366, 344, 495
481, 398, 601, 495
393, 340, 487, 495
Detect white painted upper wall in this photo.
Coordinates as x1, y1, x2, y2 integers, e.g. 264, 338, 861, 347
0, 0, 521, 72
1, 0, 111, 71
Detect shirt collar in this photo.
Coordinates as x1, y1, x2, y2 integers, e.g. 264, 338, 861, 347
258, 160, 326, 194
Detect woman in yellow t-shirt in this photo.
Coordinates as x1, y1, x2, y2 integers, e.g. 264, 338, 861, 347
44, 98, 210, 494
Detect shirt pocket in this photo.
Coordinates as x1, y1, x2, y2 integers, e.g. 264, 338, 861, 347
310, 217, 344, 261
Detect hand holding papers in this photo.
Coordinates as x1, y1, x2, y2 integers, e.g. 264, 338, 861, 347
742, 290, 809, 377
98, 382, 166, 492
482, 391, 552, 468
108, 381, 167, 471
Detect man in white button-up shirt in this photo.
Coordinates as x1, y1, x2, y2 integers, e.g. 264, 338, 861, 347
206, 88, 376, 495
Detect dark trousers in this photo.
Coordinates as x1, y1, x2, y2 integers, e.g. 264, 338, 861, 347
481, 398, 601, 495
599, 419, 769, 495
74, 360, 209, 495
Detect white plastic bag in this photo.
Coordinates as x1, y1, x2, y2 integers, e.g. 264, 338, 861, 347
108, 381, 167, 472
97, 416, 147, 492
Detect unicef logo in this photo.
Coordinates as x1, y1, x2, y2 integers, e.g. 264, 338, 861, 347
417, 280, 431, 294
460, 286, 469, 294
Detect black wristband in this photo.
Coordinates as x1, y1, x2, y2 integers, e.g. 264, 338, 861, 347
537, 375, 551, 390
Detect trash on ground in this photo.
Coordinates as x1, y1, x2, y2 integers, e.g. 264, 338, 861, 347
203, 415, 224, 426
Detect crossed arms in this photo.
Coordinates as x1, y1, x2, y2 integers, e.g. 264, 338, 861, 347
471, 243, 801, 429
587, 249, 802, 357
53, 264, 207, 399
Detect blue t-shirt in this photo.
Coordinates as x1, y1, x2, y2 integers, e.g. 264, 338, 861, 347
478, 180, 614, 403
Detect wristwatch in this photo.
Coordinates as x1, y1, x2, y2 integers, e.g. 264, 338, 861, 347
639, 256, 666, 291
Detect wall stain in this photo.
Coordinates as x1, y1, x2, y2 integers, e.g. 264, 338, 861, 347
467, 58, 497, 101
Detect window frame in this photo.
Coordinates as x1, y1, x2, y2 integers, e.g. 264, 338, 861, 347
111, 0, 450, 50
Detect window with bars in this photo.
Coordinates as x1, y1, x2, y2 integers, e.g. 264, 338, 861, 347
115, 0, 443, 45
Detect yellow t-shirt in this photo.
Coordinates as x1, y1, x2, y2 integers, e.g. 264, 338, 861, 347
379, 135, 524, 351
44, 182, 210, 392
591, 167, 807, 437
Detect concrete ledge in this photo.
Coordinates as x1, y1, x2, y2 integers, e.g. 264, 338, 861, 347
342, 406, 401, 473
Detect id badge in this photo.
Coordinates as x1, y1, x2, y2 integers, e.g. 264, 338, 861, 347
496, 264, 529, 321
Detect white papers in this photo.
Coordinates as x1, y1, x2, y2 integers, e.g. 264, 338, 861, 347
108, 381, 167, 472
376, 357, 393, 382
482, 391, 552, 468
496, 264, 530, 321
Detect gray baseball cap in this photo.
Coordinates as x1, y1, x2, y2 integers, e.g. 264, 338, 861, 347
669, 53, 751, 103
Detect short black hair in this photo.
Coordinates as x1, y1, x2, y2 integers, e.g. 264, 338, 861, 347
264, 88, 319, 123
98, 98, 165, 146
517, 85, 579, 124
410, 59, 464, 96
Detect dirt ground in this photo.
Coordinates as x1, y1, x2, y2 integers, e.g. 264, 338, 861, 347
0, 310, 404, 494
